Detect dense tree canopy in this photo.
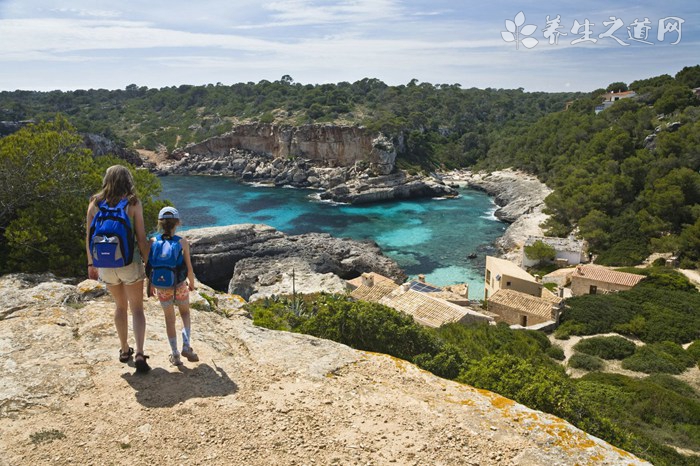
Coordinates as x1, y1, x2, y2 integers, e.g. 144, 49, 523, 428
0, 117, 165, 276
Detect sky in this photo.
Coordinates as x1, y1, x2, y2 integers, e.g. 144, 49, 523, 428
0, 0, 698, 93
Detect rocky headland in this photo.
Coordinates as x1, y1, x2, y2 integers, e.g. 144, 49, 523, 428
150, 123, 457, 204
183, 224, 406, 299
443, 169, 552, 263
0, 274, 649, 465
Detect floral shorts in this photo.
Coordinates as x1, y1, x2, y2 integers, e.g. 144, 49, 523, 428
154, 281, 189, 308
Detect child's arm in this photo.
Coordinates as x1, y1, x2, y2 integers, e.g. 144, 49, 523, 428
181, 238, 196, 291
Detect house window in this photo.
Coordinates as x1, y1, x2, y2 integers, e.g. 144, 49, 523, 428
506, 281, 512, 287
589, 285, 597, 294
520, 315, 528, 327
486, 269, 491, 282
485, 289, 489, 299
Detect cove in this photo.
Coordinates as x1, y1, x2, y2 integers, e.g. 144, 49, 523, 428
158, 175, 505, 299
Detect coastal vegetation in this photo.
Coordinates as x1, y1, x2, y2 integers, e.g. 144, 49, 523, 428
0, 117, 165, 275
2, 66, 699, 266
557, 269, 700, 345
249, 289, 699, 466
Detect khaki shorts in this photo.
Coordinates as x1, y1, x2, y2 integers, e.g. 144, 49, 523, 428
98, 261, 146, 286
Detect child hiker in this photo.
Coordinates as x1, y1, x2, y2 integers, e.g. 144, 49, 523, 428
148, 206, 199, 366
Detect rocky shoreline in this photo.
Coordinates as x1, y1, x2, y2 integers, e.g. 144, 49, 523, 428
442, 169, 552, 263
183, 223, 406, 299
152, 149, 457, 204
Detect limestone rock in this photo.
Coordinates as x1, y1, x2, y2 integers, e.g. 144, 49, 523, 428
169, 123, 396, 175
0, 274, 650, 465
184, 224, 405, 298
232, 257, 347, 301
443, 169, 552, 262
320, 171, 458, 204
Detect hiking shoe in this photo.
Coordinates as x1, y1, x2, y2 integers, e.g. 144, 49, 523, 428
169, 353, 183, 366
134, 353, 151, 374
181, 346, 199, 362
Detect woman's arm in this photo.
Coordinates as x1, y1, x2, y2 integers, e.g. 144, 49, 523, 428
181, 238, 196, 291
85, 201, 98, 280
131, 200, 150, 263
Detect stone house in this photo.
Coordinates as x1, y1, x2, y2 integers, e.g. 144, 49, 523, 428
570, 265, 645, 296
522, 236, 587, 268
487, 288, 562, 328
484, 256, 542, 301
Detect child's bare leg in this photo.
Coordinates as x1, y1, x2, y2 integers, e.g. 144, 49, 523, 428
162, 303, 179, 359
178, 301, 198, 361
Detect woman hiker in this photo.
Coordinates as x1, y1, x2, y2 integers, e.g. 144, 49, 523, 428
86, 165, 152, 373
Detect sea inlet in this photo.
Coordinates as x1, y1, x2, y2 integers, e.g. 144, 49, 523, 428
159, 175, 505, 299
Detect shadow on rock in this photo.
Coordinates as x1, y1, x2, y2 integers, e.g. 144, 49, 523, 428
121, 363, 238, 408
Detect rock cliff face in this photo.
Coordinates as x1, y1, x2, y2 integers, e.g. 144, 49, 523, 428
183, 224, 406, 298
171, 123, 396, 175
0, 274, 650, 465
156, 124, 457, 204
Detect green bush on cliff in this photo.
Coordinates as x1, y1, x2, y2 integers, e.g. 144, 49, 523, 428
573, 336, 637, 360
0, 117, 165, 276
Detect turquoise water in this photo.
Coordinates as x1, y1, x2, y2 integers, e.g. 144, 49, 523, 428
158, 175, 505, 299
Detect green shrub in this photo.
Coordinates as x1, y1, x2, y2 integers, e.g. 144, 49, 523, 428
621, 342, 694, 374
573, 336, 637, 360
644, 374, 699, 400
686, 340, 700, 365
546, 345, 565, 361
568, 353, 604, 371
553, 321, 586, 339
561, 294, 636, 335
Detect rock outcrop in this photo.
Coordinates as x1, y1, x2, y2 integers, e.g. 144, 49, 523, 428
0, 274, 650, 465
319, 171, 457, 204
183, 224, 406, 298
83, 133, 143, 166
156, 123, 457, 204
443, 169, 552, 263
171, 123, 396, 175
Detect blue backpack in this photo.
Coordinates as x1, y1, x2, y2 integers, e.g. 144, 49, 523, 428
148, 234, 185, 289
89, 199, 135, 268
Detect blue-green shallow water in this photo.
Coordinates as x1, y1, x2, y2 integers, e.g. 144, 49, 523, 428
158, 175, 505, 299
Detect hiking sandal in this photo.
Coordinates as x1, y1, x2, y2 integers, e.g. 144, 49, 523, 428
134, 352, 151, 373
181, 346, 199, 362
119, 347, 134, 363
169, 353, 183, 366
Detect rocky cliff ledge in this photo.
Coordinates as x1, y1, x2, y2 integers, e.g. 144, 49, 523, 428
0, 274, 648, 465
153, 124, 457, 204
184, 224, 406, 299
172, 123, 397, 175
443, 169, 552, 262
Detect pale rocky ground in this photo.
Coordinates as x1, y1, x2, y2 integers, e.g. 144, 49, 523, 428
0, 274, 650, 466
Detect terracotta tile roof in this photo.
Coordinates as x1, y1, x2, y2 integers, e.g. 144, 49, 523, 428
488, 289, 557, 320
540, 287, 564, 304
380, 289, 492, 328
347, 272, 396, 290
349, 273, 398, 302
572, 265, 645, 288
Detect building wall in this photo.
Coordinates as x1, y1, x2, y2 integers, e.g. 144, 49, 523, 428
487, 302, 552, 327
485, 257, 542, 300
522, 246, 584, 268
570, 277, 633, 296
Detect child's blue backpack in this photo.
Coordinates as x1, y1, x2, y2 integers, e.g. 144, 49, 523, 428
148, 234, 185, 289
89, 199, 134, 268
